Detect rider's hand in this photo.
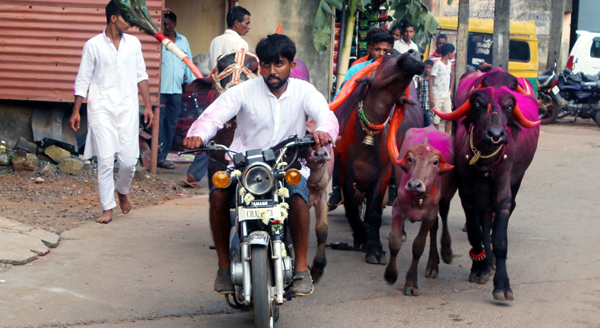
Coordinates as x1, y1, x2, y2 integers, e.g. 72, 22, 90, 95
312, 131, 333, 148
183, 136, 203, 150
69, 112, 81, 132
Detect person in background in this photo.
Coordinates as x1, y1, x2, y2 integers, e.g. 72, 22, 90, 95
393, 21, 418, 54
70, 1, 154, 224
208, 6, 251, 71
429, 43, 455, 133
157, 11, 193, 169
417, 59, 434, 127
390, 23, 402, 41
335, 29, 394, 98
429, 34, 456, 91
183, 6, 252, 188
350, 28, 392, 68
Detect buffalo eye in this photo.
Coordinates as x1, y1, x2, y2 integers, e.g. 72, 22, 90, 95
474, 102, 480, 108
433, 160, 439, 165
408, 157, 413, 163
507, 105, 514, 111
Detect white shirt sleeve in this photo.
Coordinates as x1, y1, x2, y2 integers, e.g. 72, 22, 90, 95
135, 39, 149, 83
302, 83, 339, 141
186, 85, 244, 142
431, 61, 441, 77
74, 41, 95, 98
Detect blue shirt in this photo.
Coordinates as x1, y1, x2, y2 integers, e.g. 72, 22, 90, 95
161, 31, 194, 94
335, 59, 373, 98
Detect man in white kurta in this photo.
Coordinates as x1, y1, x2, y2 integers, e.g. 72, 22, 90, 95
208, 6, 251, 71
184, 34, 338, 297
70, 2, 153, 224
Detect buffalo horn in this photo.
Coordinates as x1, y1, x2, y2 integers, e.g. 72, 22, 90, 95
432, 100, 471, 121
512, 105, 541, 128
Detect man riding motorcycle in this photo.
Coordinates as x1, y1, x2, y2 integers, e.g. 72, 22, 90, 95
183, 34, 339, 296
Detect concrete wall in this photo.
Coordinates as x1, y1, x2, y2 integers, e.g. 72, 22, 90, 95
165, 0, 332, 96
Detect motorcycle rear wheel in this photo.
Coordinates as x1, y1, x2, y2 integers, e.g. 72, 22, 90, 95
595, 111, 600, 129
252, 245, 275, 328
539, 94, 559, 124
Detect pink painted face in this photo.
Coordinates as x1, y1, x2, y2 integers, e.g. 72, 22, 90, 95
397, 144, 453, 194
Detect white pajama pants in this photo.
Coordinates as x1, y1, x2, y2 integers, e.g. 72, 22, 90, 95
97, 153, 137, 211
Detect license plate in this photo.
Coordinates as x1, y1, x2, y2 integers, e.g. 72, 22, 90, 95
239, 207, 280, 221
552, 86, 560, 95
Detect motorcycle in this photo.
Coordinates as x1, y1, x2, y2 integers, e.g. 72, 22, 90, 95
538, 65, 600, 127
181, 136, 316, 328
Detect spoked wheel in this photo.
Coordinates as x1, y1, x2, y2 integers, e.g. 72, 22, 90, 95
538, 94, 559, 124
252, 245, 275, 328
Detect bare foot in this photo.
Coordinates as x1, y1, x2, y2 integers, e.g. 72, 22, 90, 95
117, 192, 132, 214
97, 209, 113, 224
186, 174, 197, 183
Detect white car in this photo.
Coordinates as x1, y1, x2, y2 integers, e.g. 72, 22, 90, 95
567, 30, 600, 75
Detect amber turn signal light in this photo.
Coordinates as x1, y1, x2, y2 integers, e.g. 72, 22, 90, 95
284, 169, 301, 185
212, 171, 231, 188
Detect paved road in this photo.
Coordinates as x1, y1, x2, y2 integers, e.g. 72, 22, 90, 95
1, 123, 599, 328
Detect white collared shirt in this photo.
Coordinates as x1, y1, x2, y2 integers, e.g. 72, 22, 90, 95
74, 30, 148, 160
187, 77, 339, 178
208, 29, 250, 71
394, 38, 419, 54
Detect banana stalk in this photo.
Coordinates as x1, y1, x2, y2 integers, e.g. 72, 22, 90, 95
336, 0, 358, 89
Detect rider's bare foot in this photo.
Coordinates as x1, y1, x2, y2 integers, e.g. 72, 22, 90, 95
96, 210, 113, 224
118, 192, 132, 214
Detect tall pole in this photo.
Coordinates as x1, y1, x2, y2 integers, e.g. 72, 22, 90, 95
492, 0, 510, 70
455, 0, 470, 90
547, 0, 566, 70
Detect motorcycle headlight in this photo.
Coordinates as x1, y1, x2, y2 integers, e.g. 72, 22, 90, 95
242, 163, 274, 195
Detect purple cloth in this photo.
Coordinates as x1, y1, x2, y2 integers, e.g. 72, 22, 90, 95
290, 59, 310, 82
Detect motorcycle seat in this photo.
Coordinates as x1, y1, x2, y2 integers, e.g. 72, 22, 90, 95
582, 73, 599, 82
538, 74, 552, 85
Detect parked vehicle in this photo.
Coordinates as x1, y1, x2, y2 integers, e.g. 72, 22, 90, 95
429, 17, 539, 94
566, 30, 600, 75
181, 136, 316, 328
538, 65, 600, 126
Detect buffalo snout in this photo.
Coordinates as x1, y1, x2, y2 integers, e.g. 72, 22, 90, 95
484, 127, 508, 145
309, 149, 331, 164
406, 180, 426, 193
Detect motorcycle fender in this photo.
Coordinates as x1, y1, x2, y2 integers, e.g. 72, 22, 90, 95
248, 231, 270, 246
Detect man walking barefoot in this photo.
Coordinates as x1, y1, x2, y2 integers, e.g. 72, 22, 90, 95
70, 1, 154, 224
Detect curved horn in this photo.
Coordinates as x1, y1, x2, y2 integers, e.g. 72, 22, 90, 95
275, 22, 283, 34
432, 100, 471, 121
386, 86, 410, 162
329, 59, 381, 111
516, 80, 532, 96
512, 105, 541, 128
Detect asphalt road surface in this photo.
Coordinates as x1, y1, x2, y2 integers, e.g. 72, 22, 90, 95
1, 123, 599, 328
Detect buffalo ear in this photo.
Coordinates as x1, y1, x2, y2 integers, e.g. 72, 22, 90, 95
437, 162, 454, 175
397, 157, 409, 173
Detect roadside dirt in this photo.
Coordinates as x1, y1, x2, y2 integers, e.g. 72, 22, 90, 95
0, 163, 203, 233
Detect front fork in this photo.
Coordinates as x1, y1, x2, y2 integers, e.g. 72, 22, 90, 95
240, 222, 252, 305
271, 231, 285, 304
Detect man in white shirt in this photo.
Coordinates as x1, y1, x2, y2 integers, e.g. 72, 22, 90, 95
208, 6, 251, 71
184, 34, 339, 297
393, 21, 419, 54
69, 1, 154, 224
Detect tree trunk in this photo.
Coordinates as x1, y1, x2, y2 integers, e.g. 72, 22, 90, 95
547, 0, 566, 70
455, 0, 470, 90
336, 0, 357, 89
492, 0, 510, 70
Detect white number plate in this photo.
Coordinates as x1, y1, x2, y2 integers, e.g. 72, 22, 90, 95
239, 207, 280, 221
552, 86, 560, 95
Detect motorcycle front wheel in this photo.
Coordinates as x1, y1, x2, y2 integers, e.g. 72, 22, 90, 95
538, 93, 559, 124
252, 245, 275, 328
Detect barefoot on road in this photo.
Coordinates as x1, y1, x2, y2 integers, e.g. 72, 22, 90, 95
118, 192, 132, 214
96, 209, 113, 224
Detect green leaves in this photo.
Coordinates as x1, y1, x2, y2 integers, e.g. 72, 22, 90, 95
112, 0, 159, 36
313, 0, 345, 53
447, 0, 453, 4
390, 0, 440, 50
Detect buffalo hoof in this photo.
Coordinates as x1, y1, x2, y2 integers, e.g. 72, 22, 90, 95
469, 267, 494, 284
365, 250, 387, 265
310, 264, 325, 284
425, 267, 438, 279
462, 224, 467, 232
383, 266, 398, 284
403, 283, 419, 296
493, 288, 514, 301
441, 247, 453, 264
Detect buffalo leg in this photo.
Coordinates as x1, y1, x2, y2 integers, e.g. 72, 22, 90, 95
404, 214, 436, 296
425, 217, 440, 278
439, 198, 453, 264
341, 180, 366, 250
492, 197, 514, 301
364, 179, 388, 265
462, 199, 492, 283
311, 191, 329, 283
384, 198, 405, 284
